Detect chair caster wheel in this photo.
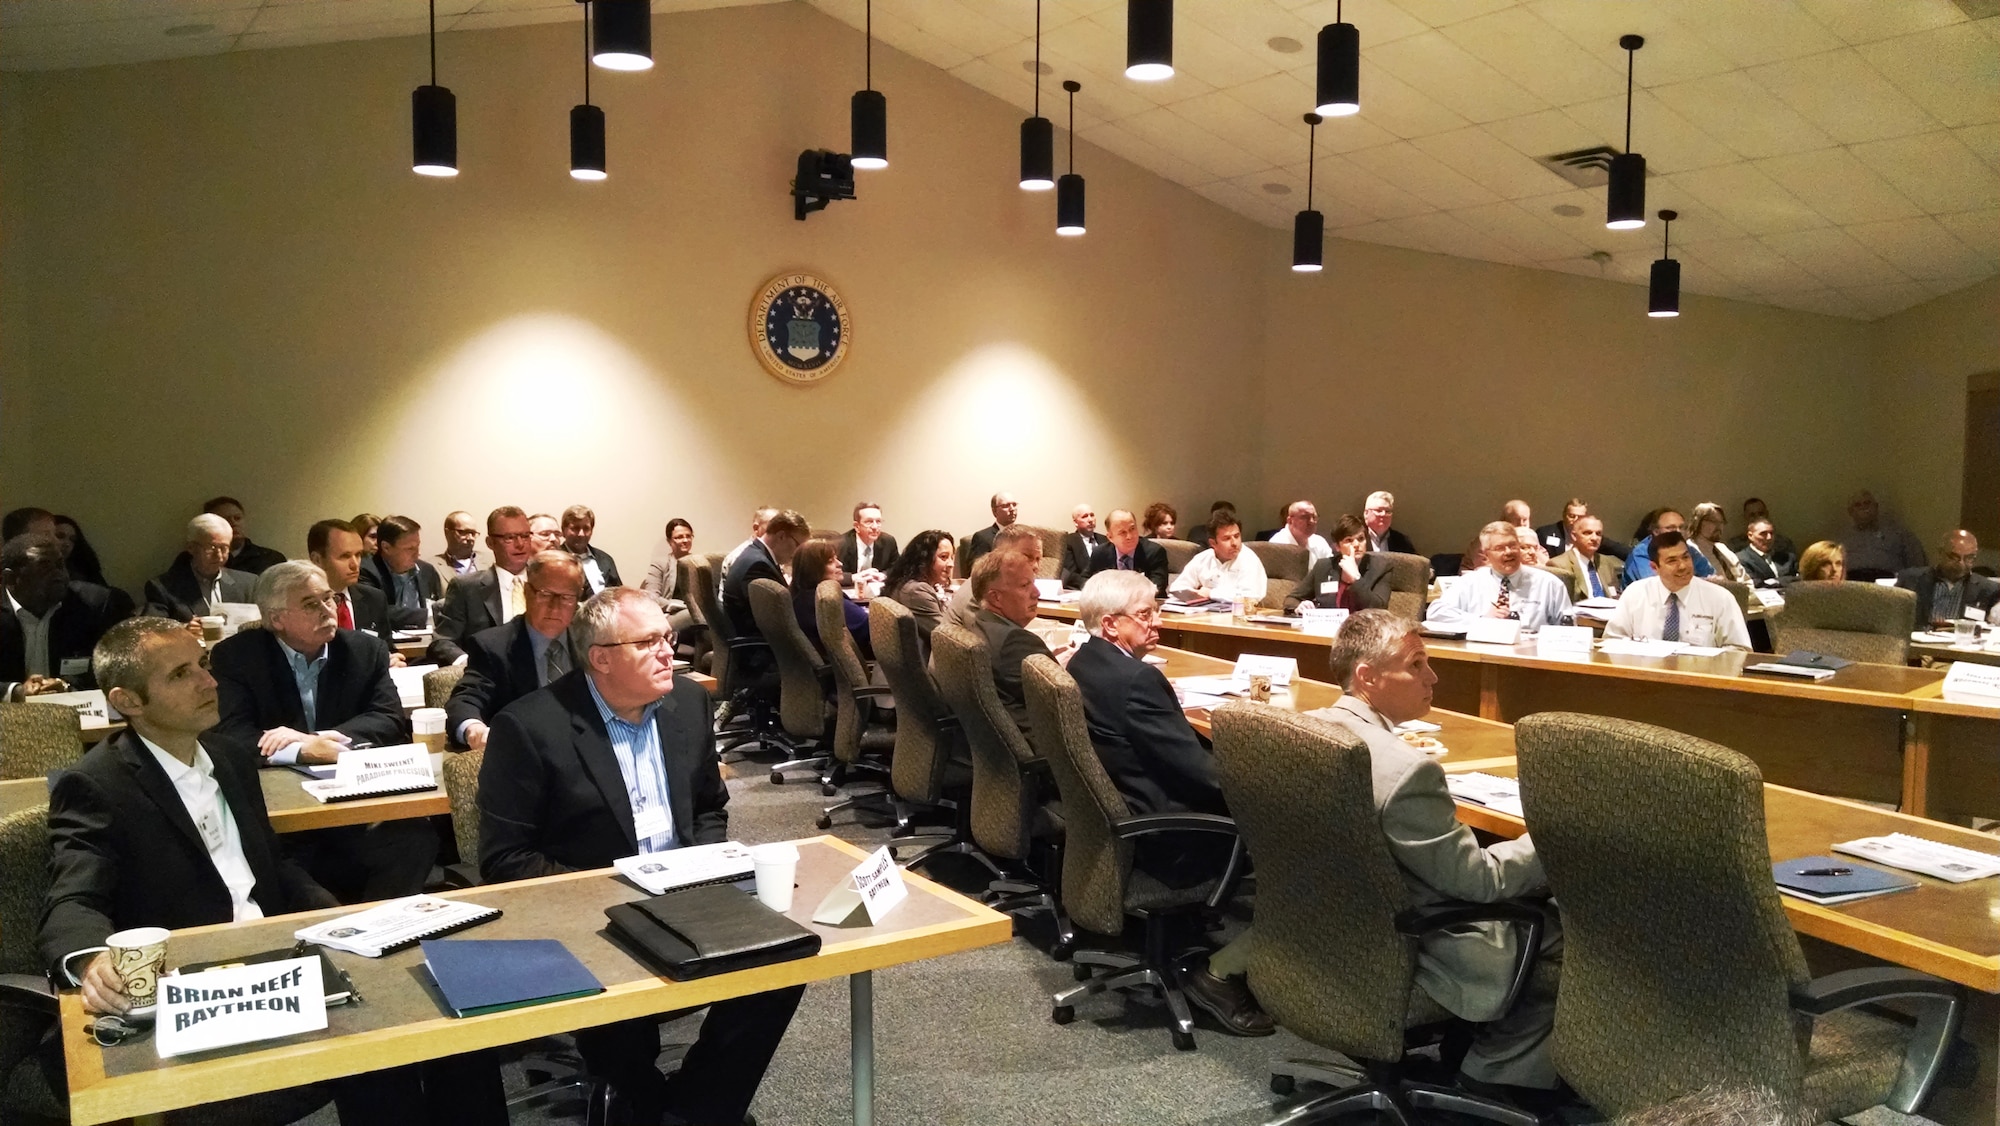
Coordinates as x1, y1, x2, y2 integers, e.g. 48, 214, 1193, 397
821, 783, 837, 797
1050, 941, 1073, 962
1171, 1029, 1197, 1052
1051, 1005, 1074, 1025
815, 814, 832, 830
1270, 1074, 1295, 1096
769, 771, 785, 785
1071, 964, 1092, 982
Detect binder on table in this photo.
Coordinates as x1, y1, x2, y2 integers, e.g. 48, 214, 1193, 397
422, 939, 604, 1018
1772, 856, 1919, 906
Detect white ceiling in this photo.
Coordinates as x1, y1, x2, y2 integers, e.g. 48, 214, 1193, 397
6, 0, 1998, 321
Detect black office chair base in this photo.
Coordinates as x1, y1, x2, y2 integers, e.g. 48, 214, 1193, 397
895, 836, 1006, 878
1264, 1058, 1548, 1126
1052, 948, 1197, 1051
816, 785, 910, 832
986, 881, 1076, 959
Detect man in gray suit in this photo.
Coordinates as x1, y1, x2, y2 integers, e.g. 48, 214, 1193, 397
143, 513, 258, 626
1319, 610, 1560, 1097
947, 524, 1043, 631
966, 548, 1056, 733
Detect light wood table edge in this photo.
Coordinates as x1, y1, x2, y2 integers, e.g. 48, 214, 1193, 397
265, 790, 453, 833
62, 838, 1012, 1125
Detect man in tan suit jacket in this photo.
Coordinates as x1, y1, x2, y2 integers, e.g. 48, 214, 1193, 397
1542, 513, 1621, 603
1321, 610, 1561, 1094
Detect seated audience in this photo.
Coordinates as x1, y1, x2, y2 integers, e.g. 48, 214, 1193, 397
1728, 498, 1798, 566
1622, 508, 1717, 586
51, 515, 110, 587
1059, 503, 1101, 589
1286, 513, 1394, 612
1426, 522, 1572, 631
1513, 524, 1550, 567
436, 509, 489, 578
429, 506, 536, 665
1688, 502, 1749, 583
1068, 570, 1269, 1037
837, 501, 898, 585
308, 518, 397, 654
1532, 498, 1586, 557
967, 549, 1054, 732
1183, 500, 1235, 549
528, 512, 562, 552
1320, 610, 1560, 1096
1543, 513, 1621, 602
209, 561, 433, 901
478, 587, 802, 1126
1840, 489, 1926, 580
883, 530, 955, 653
1253, 503, 1287, 542
949, 524, 1041, 629
1502, 499, 1532, 528
43, 618, 504, 1125
3, 533, 128, 699
719, 506, 779, 600
202, 495, 287, 575
640, 517, 696, 600
0, 507, 52, 542
1268, 500, 1333, 564
143, 513, 257, 624
1363, 490, 1416, 555
561, 504, 621, 593
359, 514, 444, 628
1086, 509, 1169, 597
350, 513, 381, 557
1605, 531, 1751, 650
446, 551, 585, 751
1141, 502, 1178, 540
967, 492, 1021, 567
790, 539, 871, 659
1169, 510, 1268, 606
1898, 530, 1996, 628
722, 509, 808, 642
1798, 540, 1846, 583
1735, 517, 1796, 588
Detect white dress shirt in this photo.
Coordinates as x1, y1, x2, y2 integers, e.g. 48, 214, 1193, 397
7, 590, 54, 677
579, 555, 608, 593
1169, 548, 1269, 604
1268, 527, 1334, 565
1425, 566, 1573, 631
141, 735, 265, 921
1605, 577, 1751, 650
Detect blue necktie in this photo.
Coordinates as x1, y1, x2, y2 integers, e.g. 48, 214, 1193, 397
1118, 554, 1132, 571
1662, 593, 1681, 642
1586, 564, 1603, 598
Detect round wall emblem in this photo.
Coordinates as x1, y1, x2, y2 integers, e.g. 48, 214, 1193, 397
749, 273, 850, 385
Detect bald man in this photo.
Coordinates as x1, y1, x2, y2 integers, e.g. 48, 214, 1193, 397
1897, 530, 1996, 627
1085, 510, 1168, 597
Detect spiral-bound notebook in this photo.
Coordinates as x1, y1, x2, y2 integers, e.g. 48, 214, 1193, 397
614, 842, 755, 895
294, 894, 502, 958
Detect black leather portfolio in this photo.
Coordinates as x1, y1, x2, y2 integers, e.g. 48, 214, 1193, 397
605, 884, 822, 981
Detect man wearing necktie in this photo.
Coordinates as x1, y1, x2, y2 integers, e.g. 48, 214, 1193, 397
446, 551, 587, 751
1423, 522, 1572, 632
1604, 530, 1751, 650
141, 512, 259, 631
1085, 509, 1168, 596
1545, 513, 1621, 604
307, 520, 400, 662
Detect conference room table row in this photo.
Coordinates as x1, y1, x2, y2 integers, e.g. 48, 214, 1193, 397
1038, 605, 2000, 825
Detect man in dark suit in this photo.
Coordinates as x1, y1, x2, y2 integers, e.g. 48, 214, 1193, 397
1735, 516, 1796, 588
41, 617, 505, 1124
479, 587, 801, 1126
2, 533, 128, 700
445, 552, 584, 750
835, 501, 898, 583
428, 506, 536, 665
561, 505, 623, 594
722, 509, 808, 641
358, 515, 444, 629
1085, 509, 1168, 597
308, 519, 398, 654
965, 492, 1020, 568
1728, 498, 1798, 567
1898, 530, 1998, 626
1533, 497, 1631, 562
203, 495, 287, 575
209, 561, 432, 901
968, 549, 1055, 732
1058, 503, 1101, 589
142, 512, 259, 624
1362, 490, 1419, 556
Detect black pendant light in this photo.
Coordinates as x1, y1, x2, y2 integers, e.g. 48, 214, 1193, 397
411, 0, 456, 177
1315, 0, 1358, 117
592, 0, 651, 71
1648, 209, 1681, 318
571, 3, 606, 180
1020, 0, 1053, 190
1125, 0, 1172, 81
851, 0, 887, 169
1606, 34, 1646, 230
1293, 113, 1324, 272
1056, 80, 1085, 236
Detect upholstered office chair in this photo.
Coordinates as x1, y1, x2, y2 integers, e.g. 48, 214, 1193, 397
1024, 526, 1065, 580
1514, 712, 1963, 1120
423, 664, 465, 710
1210, 703, 1548, 1126
673, 556, 708, 669
1154, 538, 1201, 579
867, 599, 996, 875
0, 703, 84, 781
745, 578, 835, 788
931, 623, 1072, 953
690, 559, 771, 756
1430, 553, 1464, 579
1769, 581, 1915, 665
1022, 655, 1245, 1051
1377, 551, 1434, 624
813, 581, 898, 830
1247, 541, 1310, 611
0, 806, 61, 1126
439, 747, 484, 887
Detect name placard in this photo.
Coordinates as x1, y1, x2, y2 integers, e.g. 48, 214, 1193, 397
1231, 654, 1299, 686
1534, 625, 1594, 654
1941, 661, 2000, 701
1465, 618, 1523, 646
811, 846, 908, 927
156, 956, 327, 1058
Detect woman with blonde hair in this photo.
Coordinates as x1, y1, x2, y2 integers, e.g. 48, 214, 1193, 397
1797, 541, 1846, 583
1688, 502, 1748, 583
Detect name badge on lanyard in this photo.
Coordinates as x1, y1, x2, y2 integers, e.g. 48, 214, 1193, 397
632, 799, 672, 843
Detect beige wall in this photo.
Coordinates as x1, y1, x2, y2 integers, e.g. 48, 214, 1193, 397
1867, 274, 2000, 547
2, 1, 1991, 593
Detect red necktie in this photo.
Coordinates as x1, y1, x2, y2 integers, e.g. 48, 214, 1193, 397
337, 594, 354, 631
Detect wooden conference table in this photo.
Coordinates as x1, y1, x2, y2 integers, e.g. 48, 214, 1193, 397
61, 836, 1011, 1126
0, 754, 454, 834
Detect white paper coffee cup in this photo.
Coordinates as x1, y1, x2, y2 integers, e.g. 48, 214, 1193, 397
105, 926, 170, 1018
751, 843, 800, 912
410, 707, 447, 736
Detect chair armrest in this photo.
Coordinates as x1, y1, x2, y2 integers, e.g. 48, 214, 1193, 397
1792, 967, 1965, 1115
855, 685, 894, 701
1394, 898, 1547, 1020
0, 972, 57, 1016
727, 636, 771, 655
1110, 813, 1249, 911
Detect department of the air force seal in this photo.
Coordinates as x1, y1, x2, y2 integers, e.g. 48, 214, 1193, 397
749, 273, 850, 386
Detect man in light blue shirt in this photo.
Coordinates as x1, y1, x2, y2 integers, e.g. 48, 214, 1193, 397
1622, 508, 1715, 586
1426, 522, 1573, 632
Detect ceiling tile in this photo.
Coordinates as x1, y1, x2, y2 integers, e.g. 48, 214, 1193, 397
1562, 90, 1740, 173
1755, 147, 1924, 225
1115, 107, 1267, 179
1917, 271, 1998, 299
250, 2, 486, 33
1233, 164, 1376, 226
1191, 177, 1290, 228
1170, 16, 1282, 89
1760, 226, 1911, 287
1667, 162, 1828, 236
1450, 199, 1596, 260
852, 6, 978, 71
1366, 30, 1548, 124
1646, 201, 1749, 246
1937, 208, 2000, 266
1480, 108, 1593, 160
452, 8, 579, 32
1794, 0, 1969, 46
1344, 140, 1501, 210
1667, 0, 1847, 68
1858, 22, 2000, 128
1843, 215, 1996, 280
1075, 121, 1215, 187
1314, 152, 1438, 220
1180, 0, 1317, 51
1437, 7, 1626, 108
1388, 0, 1520, 30
3, 6, 257, 49
1760, 288, 1869, 319
1410, 125, 1572, 199
1849, 130, 2000, 216
1682, 236, 1828, 293
1352, 58, 1470, 139
1224, 70, 1404, 151
871, 0, 1020, 61
1748, 48, 1938, 145
1387, 210, 1528, 265
1525, 0, 1734, 86
1171, 91, 1307, 168
1957, 123, 2000, 171
1287, 0, 1434, 45
1651, 71, 1836, 160
1332, 218, 1444, 255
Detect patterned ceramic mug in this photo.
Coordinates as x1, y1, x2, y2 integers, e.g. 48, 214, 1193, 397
105, 927, 170, 1019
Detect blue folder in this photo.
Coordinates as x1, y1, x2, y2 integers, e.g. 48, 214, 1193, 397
421, 938, 604, 1018
1772, 856, 1918, 905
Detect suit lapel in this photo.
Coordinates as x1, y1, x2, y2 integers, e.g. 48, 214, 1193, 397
259, 631, 310, 729
117, 733, 211, 857
506, 619, 541, 697
653, 689, 694, 845
563, 677, 638, 850
482, 571, 505, 626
